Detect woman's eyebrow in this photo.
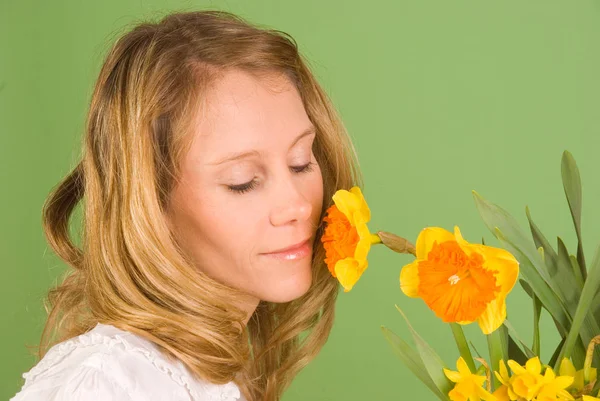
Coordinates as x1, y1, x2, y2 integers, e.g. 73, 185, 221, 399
206, 125, 316, 166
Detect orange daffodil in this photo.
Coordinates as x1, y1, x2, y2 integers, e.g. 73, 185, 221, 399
399, 226, 520, 334
321, 187, 381, 292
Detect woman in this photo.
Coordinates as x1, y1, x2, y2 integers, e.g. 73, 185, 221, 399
12, 9, 362, 401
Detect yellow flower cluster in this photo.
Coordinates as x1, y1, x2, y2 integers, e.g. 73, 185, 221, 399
493, 357, 573, 401
446, 356, 600, 401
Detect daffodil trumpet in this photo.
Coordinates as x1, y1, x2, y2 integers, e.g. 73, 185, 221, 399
321, 186, 380, 292
399, 226, 519, 334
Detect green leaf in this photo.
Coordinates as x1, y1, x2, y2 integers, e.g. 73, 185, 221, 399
549, 337, 567, 368
570, 255, 585, 289
503, 320, 536, 359
487, 325, 508, 391
469, 341, 484, 360
520, 279, 533, 298
561, 150, 587, 277
526, 206, 558, 275
523, 206, 598, 356
473, 192, 570, 330
449, 323, 476, 372
556, 237, 583, 313
395, 305, 453, 397
554, 240, 600, 365
526, 207, 582, 313
532, 293, 542, 357
558, 245, 600, 364
473, 191, 554, 287
381, 326, 448, 400
592, 375, 600, 396
508, 335, 529, 365
519, 278, 567, 342
494, 228, 570, 336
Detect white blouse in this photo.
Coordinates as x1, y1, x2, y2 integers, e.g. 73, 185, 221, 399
11, 322, 245, 401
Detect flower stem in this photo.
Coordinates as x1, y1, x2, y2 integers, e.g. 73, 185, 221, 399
369, 233, 382, 245
450, 323, 476, 373
584, 335, 600, 383
487, 326, 508, 391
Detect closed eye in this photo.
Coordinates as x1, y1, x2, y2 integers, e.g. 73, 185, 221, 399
227, 162, 316, 194
290, 162, 315, 174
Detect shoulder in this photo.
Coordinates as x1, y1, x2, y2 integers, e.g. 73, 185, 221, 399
11, 323, 243, 401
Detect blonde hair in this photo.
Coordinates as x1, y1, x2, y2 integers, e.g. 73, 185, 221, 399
40, 10, 362, 401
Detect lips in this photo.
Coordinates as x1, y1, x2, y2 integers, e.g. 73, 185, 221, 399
264, 238, 311, 254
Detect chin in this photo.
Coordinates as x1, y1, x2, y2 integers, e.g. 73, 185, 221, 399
262, 271, 313, 303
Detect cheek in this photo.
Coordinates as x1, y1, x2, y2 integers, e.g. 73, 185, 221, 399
308, 166, 324, 219
201, 200, 260, 254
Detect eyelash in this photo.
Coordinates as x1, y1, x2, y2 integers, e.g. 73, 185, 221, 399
227, 162, 315, 194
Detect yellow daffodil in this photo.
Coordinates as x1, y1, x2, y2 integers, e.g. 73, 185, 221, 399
492, 385, 509, 401
494, 357, 574, 401
583, 396, 600, 401
493, 360, 512, 401
321, 186, 381, 292
507, 357, 546, 399
536, 365, 574, 401
559, 357, 597, 396
444, 357, 496, 401
399, 226, 519, 334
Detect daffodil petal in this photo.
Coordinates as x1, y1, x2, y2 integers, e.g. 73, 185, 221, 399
544, 366, 556, 380
525, 356, 542, 374
456, 357, 471, 376
415, 227, 455, 259
482, 245, 520, 264
444, 368, 462, 383
507, 360, 527, 375
553, 375, 574, 389
454, 237, 519, 299
498, 360, 510, 383
454, 226, 517, 265
354, 222, 372, 261
334, 258, 366, 292
478, 250, 519, 295
558, 389, 575, 401
399, 260, 420, 297
493, 385, 510, 401
474, 375, 487, 387
332, 188, 370, 224
448, 385, 469, 401
476, 298, 506, 335
494, 371, 505, 386
559, 358, 576, 377
452, 226, 481, 259
574, 369, 585, 389
476, 384, 497, 401
349, 186, 371, 222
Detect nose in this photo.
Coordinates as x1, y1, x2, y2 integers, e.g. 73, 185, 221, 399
269, 176, 313, 227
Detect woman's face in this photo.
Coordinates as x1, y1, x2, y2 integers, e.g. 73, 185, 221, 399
167, 69, 324, 307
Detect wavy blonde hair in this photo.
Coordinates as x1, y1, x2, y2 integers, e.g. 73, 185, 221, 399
39, 10, 362, 401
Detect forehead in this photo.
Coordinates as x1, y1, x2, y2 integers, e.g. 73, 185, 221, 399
192, 70, 312, 153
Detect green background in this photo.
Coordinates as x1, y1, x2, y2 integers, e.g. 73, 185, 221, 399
2, 1, 599, 399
